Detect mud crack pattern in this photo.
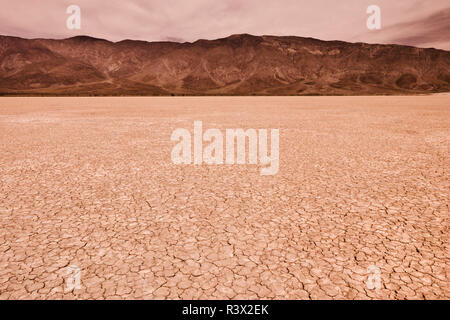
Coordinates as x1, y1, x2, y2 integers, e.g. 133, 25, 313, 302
0, 96, 448, 299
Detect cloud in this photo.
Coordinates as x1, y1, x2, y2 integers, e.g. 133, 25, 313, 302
353, 3, 450, 50
387, 8, 450, 49
161, 36, 185, 43
0, 0, 448, 50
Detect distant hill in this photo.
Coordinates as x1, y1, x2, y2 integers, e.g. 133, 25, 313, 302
0, 34, 449, 95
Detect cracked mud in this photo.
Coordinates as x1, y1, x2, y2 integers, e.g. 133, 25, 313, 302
0, 96, 448, 300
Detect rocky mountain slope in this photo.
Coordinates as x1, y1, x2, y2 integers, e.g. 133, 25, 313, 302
0, 34, 449, 95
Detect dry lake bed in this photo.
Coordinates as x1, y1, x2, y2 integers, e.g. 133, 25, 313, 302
0, 96, 448, 299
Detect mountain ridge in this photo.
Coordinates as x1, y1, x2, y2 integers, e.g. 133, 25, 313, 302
0, 33, 449, 96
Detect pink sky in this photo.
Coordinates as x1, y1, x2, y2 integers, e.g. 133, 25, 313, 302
0, 0, 449, 50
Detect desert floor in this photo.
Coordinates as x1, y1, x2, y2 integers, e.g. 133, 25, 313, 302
0, 96, 448, 299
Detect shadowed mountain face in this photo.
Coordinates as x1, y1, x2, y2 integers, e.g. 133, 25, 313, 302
0, 34, 449, 95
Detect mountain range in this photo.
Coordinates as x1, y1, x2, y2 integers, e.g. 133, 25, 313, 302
0, 34, 449, 95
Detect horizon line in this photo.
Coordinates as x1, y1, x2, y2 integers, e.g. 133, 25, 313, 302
1, 33, 448, 52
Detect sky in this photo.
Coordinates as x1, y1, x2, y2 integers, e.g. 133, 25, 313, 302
0, 0, 449, 50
